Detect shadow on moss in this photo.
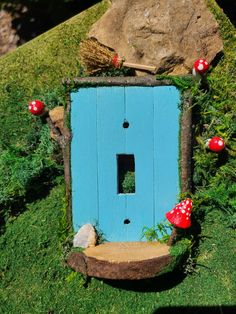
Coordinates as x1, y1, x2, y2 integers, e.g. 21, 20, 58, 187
2, 1, 102, 44
0, 167, 62, 235
102, 270, 186, 293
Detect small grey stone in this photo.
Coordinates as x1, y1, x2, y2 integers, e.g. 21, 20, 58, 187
73, 224, 97, 249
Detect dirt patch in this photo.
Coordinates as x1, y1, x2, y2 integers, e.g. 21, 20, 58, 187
0, 10, 19, 56
0, 1, 101, 56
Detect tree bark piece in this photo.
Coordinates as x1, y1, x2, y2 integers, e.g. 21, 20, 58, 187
67, 242, 172, 280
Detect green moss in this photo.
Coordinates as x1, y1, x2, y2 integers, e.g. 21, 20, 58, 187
191, 1, 236, 221
156, 238, 192, 276
156, 75, 195, 92
0, 1, 109, 220
170, 238, 191, 258
1, 202, 234, 313
121, 171, 135, 194
0, 0, 235, 311
0, 0, 109, 149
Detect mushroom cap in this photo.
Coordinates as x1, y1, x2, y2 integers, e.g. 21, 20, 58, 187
165, 198, 193, 229
112, 54, 120, 68
28, 100, 45, 116
193, 59, 209, 75
207, 136, 225, 152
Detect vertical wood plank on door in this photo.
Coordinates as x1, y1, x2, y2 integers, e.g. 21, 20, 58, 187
153, 86, 180, 223
125, 87, 154, 241
97, 87, 126, 242
71, 89, 99, 231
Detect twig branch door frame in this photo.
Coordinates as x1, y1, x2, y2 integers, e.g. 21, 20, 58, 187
66, 76, 192, 240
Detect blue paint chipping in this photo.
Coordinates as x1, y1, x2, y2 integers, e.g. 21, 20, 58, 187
71, 86, 180, 241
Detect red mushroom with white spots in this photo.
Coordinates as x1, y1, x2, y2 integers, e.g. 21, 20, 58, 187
206, 136, 225, 153
28, 100, 45, 116
165, 198, 193, 229
192, 58, 209, 77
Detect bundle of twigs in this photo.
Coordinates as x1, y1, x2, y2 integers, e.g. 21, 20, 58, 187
80, 37, 157, 74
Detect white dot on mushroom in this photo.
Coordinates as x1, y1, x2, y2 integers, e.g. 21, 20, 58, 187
198, 64, 204, 70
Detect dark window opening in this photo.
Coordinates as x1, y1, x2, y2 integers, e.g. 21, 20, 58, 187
117, 154, 135, 194
124, 219, 131, 224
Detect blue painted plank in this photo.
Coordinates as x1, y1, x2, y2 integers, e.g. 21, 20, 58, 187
96, 87, 127, 242
71, 89, 99, 231
125, 87, 155, 241
153, 86, 180, 225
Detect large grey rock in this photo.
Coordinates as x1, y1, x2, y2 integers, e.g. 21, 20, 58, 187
89, 0, 223, 75
73, 224, 97, 249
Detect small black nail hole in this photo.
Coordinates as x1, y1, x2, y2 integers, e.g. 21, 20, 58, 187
124, 219, 130, 224
123, 121, 129, 128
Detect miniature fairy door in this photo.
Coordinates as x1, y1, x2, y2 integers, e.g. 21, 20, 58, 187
71, 85, 180, 241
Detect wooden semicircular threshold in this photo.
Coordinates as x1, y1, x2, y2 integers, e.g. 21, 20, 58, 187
67, 242, 172, 280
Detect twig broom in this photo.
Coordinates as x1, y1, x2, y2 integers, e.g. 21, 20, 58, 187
80, 37, 157, 74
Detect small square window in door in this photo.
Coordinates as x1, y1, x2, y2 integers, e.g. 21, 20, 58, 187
117, 154, 135, 194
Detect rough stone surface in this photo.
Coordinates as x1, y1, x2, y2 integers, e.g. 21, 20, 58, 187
49, 106, 64, 126
73, 224, 97, 249
0, 10, 19, 57
49, 106, 66, 141
89, 0, 223, 75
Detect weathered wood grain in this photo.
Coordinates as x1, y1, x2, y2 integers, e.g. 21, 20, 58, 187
67, 242, 172, 280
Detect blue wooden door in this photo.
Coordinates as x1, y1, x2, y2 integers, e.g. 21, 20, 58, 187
71, 86, 180, 241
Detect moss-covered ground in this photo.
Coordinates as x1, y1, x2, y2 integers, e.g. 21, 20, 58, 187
0, 0, 235, 313
0, 184, 235, 313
